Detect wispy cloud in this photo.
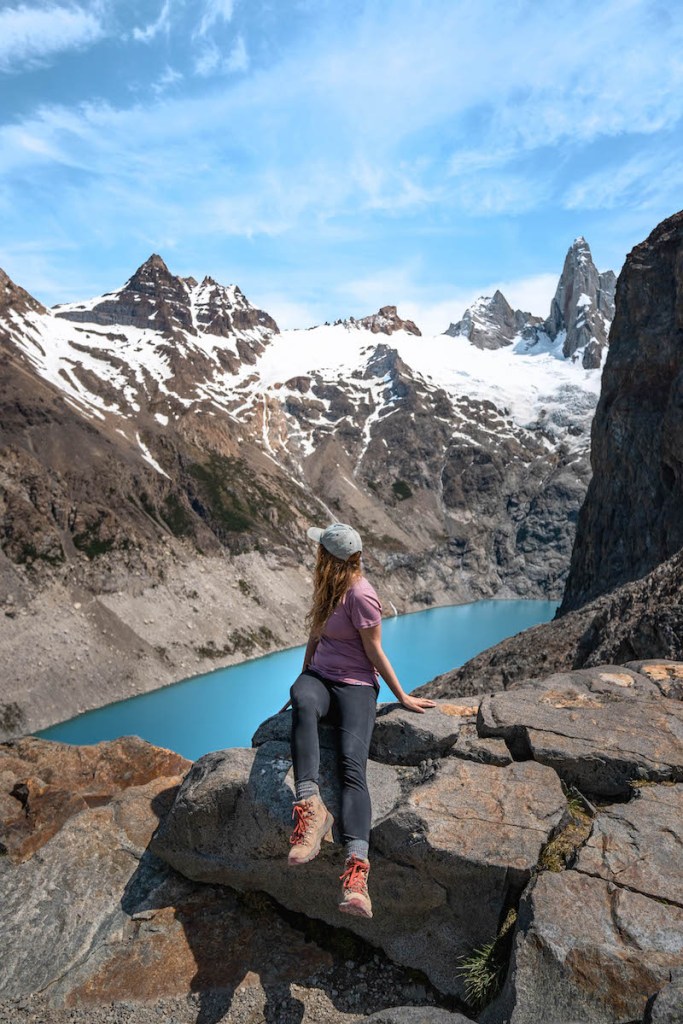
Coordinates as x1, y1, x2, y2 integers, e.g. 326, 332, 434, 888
196, 0, 234, 37
0, 3, 105, 73
1, 0, 682, 314
133, 0, 173, 44
152, 65, 183, 96
563, 148, 683, 212
194, 34, 248, 77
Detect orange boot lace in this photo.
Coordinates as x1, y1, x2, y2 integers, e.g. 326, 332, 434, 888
340, 855, 370, 893
290, 801, 314, 845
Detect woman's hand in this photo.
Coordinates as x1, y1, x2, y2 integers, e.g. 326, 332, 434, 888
400, 694, 437, 714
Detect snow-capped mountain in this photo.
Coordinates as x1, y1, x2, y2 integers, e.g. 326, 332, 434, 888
0, 240, 613, 619
446, 238, 616, 369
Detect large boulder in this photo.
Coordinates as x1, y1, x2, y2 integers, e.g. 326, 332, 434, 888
151, 742, 566, 998
478, 675, 683, 797
482, 869, 683, 1024
0, 737, 349, 1020
575, 785, 683, 906
253, 700, 483, 766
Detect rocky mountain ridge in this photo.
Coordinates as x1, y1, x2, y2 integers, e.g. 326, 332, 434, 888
446, 238, 616, 369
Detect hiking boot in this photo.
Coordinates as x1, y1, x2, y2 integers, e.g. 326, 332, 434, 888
288, 795, 334, 866
338, 854, 373, 918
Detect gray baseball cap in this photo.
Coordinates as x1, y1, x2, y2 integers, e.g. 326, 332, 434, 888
307, 522, 362, 561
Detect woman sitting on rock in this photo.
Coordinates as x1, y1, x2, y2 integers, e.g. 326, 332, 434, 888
284, 522, 435, 918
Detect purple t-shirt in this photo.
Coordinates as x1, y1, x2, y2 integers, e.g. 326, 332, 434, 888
309, 577, 382, 687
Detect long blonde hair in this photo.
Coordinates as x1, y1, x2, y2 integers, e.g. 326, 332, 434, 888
306, 545, 362, 639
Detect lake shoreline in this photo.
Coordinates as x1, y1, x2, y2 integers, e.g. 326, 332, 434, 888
37, 599, 558, 759
1, 540, 563, 744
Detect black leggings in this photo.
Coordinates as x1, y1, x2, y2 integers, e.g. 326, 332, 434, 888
290, 670, 377, 845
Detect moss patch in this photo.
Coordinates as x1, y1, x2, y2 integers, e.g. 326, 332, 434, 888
392, 479, 413, 500
538, 801, 593, 873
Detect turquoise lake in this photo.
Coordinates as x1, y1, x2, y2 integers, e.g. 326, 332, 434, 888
38, 599, 557, 760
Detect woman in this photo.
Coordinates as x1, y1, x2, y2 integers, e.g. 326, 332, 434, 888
284, 521, 435, 918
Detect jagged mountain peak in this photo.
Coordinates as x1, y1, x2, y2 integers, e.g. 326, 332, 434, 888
445, 237, 616, 368
546, 237, 616, 368
444, 290, 539, 351
52, 257, 278, 343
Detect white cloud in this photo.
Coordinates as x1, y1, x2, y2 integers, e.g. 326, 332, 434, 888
196, 0, 234, 37
194, 34, 247, 77
152, 65, 183, 96
133, 0, 172, 43
336, 267, 560, 337
563, 150, 683, 212
225, 34, 248, 73
0, 3, 105, 73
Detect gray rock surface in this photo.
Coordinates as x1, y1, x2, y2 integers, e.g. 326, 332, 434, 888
478, 678, 683, 797
575, 785, 683, 906
483, 870, 683, 1024
450, 721, 513, 766
370, 699, 481, 765
151, 742, 566, 998
644, 971, 683, 1024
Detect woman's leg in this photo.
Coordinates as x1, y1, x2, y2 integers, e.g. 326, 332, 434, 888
290, 671, 331, 800
331, 683, 377, 858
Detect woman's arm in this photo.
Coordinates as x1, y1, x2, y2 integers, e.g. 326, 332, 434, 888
359, 624, 436, 714
302, 632, 319, 672
278, 633, 320, 713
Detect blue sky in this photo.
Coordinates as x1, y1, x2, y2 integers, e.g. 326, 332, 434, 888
1, 0, 682, 333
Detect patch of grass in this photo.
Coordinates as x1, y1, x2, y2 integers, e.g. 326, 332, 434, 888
538, 799, 593, 873
457, 908, 517, 1011
72, 529, 115, 559
161, 493, 194, 537
12, 541, 64, 566
392, 479, 413, 500
188, 455, 255, 533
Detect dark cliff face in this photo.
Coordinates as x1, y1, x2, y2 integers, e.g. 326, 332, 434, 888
560, 210, 683, 613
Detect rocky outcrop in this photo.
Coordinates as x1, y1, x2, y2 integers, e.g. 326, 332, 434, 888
477, 668, 683, 797
418, 545, 683, 699
151, 741, 566, 999
444, 291, 540, 350
0, 735, 458, 1024
153, 662, 683, 1022
561, 210, 683, 611
353, 305, 421, 336
544, 237, 616, 368
4, 658, 683, 1022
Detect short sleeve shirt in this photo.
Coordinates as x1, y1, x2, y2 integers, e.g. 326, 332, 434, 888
309, 577, 382, 686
